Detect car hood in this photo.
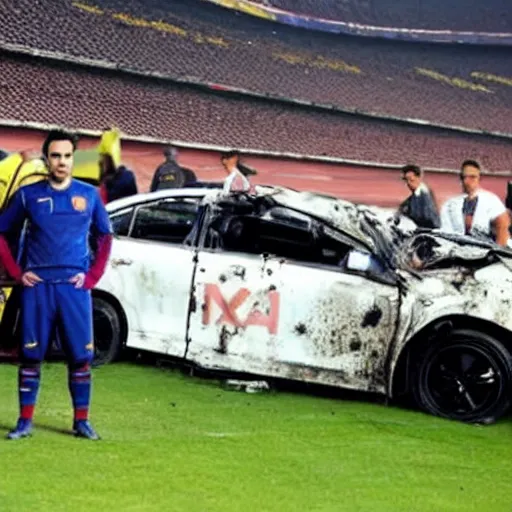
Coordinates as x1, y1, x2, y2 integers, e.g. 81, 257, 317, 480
396, 231, 512, 273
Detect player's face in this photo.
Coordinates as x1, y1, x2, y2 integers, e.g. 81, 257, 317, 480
461, 164, 480, 195
47, 140, 74, 183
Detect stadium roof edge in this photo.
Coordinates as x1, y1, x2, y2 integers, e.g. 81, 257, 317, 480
201, 0, 512, 46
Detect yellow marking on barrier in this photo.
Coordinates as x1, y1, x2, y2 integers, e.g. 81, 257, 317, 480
150, 19, 187, 37
194, 33, 205, 44
272, 52, 306, 65
415, 68, 492, 93
71, 2, 104, 15
71, 3, 230, 48
310, 56, 362, 74
112, 12, 152, 28
205, 36, 230, 48
273, 51, 361, 75
471, 72, 512, 87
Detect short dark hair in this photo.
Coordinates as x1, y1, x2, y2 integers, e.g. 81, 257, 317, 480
163, 145, 177, 157
401, 164, 421, 177
42, 130, 78, 157
461, 159, 481, 172
221, 150, 240, 160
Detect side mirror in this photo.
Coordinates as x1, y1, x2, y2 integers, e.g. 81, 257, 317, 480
346, 250, 372, 272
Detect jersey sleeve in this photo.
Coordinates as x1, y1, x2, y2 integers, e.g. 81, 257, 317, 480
0, 190, 26, 234
486, 193, 507, 220
91, 190, 112, 235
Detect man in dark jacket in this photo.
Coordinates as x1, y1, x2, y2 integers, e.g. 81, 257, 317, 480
96, 128, 138, 204
150, 146, 197, 191
398, 164, 440, 228
99, 156, 138, 204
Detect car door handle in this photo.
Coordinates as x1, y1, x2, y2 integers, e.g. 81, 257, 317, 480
111, 258, 133, 267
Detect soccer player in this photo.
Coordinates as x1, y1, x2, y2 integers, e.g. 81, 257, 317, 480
0, 130, 113, 440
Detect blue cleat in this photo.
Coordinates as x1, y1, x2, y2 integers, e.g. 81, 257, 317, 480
73, 420, 100, 440
6, 418, 33, 440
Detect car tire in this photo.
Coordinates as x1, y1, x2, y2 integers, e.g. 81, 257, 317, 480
92, 296, 122, 367
413, 329, 512, 424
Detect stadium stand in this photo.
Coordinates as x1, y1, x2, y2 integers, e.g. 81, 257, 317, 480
0, 0, 511, 135
1, 53, 511, 172
247, 0, 512, 32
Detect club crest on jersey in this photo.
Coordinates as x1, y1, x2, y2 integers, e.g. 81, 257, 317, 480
72, 196, 87, 212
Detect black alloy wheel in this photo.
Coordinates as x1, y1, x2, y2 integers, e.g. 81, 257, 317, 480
413, 329, 512, 423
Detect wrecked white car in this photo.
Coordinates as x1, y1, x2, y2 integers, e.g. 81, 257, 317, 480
18, 186, 512, 424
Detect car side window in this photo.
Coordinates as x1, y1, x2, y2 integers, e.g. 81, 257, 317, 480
208, 206, 352, 268
131, 198, 200, 244
110, 207, 134, 237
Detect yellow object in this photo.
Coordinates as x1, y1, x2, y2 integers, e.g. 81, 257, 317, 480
97, 127, 121, 169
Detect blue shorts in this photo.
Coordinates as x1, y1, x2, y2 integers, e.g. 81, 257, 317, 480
21, 283, 94, 364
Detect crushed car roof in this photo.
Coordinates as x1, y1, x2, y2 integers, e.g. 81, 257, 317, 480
107, 184, 512, 272
107, 184, 406, 254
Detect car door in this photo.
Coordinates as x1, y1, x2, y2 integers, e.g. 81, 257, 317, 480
186, 205, 400, 392
186, 207, 282, 373
96, 195, 201, 357
261, 254, 399, 393
186, 248, 277, 373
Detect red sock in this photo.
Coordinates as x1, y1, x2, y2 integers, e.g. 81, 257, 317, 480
74, 408, 89, 421
20, 405, 35, 420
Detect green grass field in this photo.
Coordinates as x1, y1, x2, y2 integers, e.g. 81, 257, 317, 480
0, 362, 510, 512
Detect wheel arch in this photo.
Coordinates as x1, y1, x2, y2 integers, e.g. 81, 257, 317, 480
390, 314, 512, 398
91, 289, 129, 348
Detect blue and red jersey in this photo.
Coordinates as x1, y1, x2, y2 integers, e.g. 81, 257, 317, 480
0, 179, 112, 281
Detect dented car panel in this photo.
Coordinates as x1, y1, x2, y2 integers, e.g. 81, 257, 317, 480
389, 260, 512, 387
89, 186, 512, 420
258, 257, 399, 393
187, 250, 279, 374
187, 250, 399, 393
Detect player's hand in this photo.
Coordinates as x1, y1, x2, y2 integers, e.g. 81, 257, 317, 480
69, 273, 86, 289
21, 271, 43, 287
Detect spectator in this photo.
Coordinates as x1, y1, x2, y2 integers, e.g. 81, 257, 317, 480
97, 129, 138, 204
398, 164, 440, 228
440, 160, 510, 246
221, 150, 257, 194
150, 146, 197, 191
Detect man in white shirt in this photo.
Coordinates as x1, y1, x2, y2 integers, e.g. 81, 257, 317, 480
220, 150, 255, 194
440, 160, 510, 246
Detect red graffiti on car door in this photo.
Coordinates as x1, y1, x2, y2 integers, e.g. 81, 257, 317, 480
202, 283, 280, 334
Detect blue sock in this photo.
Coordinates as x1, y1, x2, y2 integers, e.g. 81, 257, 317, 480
19, 365, 41, 420
69, 364, 91, 421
